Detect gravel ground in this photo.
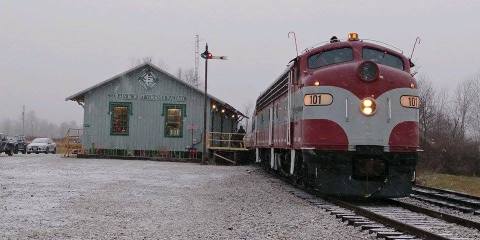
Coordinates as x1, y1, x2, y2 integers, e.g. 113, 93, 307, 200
0, 154, 376, 240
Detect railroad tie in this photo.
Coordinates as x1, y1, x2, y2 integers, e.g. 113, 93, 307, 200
329, 210, 350, 215
384, 235, 416, 240
350, 221, 375, 227
342, 217, 368, 225
360, 224, 385, 230
368, 227, 394, 234
335, 213, 358, 220
376, 231, 404, 238
343, 216, 367, 223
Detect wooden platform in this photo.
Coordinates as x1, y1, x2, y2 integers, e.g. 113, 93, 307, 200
207, 132, 249, 165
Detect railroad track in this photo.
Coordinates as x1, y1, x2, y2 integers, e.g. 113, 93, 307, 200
271, 173, 480, 239
411, 185, 480, 215
285, 187, 479, 239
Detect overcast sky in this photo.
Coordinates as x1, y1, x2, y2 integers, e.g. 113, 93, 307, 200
1, 0, 479, 124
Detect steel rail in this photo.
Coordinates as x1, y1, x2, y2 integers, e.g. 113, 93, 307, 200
388, 198, 480, 231
412, 185, 480, 214
266, 169, 479, 239
329, 198, 452, 240
415, 185, 480, 202
410, 193, 475, 213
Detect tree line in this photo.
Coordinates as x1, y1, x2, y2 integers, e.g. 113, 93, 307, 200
0, 110, 79, 139
418, 74, 480, 175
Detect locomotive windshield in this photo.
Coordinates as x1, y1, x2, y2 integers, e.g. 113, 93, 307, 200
362, 48, 404, 70
308, 47, 353, 69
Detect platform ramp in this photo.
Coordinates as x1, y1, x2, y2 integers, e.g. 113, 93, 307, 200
63, 128, 84, 157
207, 132, 249, 165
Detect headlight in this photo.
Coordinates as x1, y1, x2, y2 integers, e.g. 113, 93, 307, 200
360, 98, 376, 116
358, 61, 379, 82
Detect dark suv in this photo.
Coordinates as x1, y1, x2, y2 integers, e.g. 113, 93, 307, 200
0, 133, 15, 156
13, 135, 27, 154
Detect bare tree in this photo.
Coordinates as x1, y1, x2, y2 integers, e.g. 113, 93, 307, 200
413, 72, 480, 175
0, 110, 80, 139
183, 68, 199, 88
241, 101, 254, 129
129, 57, 168, 71
156, 59, 168, 71
176, 68, 183, 80
467, 74, 480, 141
418, 75, 437, 146
176, 67, 201, 88
453, 78, 476, 140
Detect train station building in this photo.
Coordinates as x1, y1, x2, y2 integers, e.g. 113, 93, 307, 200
66, 62, 245, 159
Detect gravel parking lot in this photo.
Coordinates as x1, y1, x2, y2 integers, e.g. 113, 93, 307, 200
0, 155, 375, 240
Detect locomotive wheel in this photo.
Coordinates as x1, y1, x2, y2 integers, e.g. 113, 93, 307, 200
292, 151, 307, 187
259, 149, 270, 170
299, 161, 315, 189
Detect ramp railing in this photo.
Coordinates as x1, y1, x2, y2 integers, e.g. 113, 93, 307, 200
63, 128, 84, 157
207, 132, 247, 151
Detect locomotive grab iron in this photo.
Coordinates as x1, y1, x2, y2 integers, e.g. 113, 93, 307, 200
244, 33, 419, 198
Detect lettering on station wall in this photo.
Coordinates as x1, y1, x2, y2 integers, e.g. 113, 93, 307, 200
108, 93, 186, 102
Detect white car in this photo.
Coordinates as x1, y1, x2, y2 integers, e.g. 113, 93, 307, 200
27, 138, 57, 154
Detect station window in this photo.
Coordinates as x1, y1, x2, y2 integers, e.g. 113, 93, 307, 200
163, 104, 186, 138
110, 102, 132, 135
362, 48, 404, 70
308, 47, 353, 69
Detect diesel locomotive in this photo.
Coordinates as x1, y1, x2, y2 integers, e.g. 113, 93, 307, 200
244, 33, 419, 198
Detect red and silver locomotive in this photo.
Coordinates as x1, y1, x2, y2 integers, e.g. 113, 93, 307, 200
245, 33, 419, 198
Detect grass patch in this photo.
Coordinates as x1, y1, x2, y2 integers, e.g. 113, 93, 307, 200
416, 172, 480, 197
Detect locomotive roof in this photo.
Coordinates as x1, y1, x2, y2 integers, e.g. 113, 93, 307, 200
255, 38, 408, 111
302, 39, 406, 59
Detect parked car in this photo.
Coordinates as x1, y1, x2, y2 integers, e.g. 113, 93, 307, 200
27, 138, 57, 154
0, 133, 15, 156
13, 135, 27, 154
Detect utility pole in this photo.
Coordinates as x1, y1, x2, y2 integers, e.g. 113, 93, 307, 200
22, 105, 25, 136
202, 43, 209, 164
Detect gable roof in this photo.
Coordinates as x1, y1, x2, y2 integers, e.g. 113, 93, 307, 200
66, 62, 246, 117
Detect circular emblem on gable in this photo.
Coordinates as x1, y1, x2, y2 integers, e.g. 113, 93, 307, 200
138, 67, 159, 90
